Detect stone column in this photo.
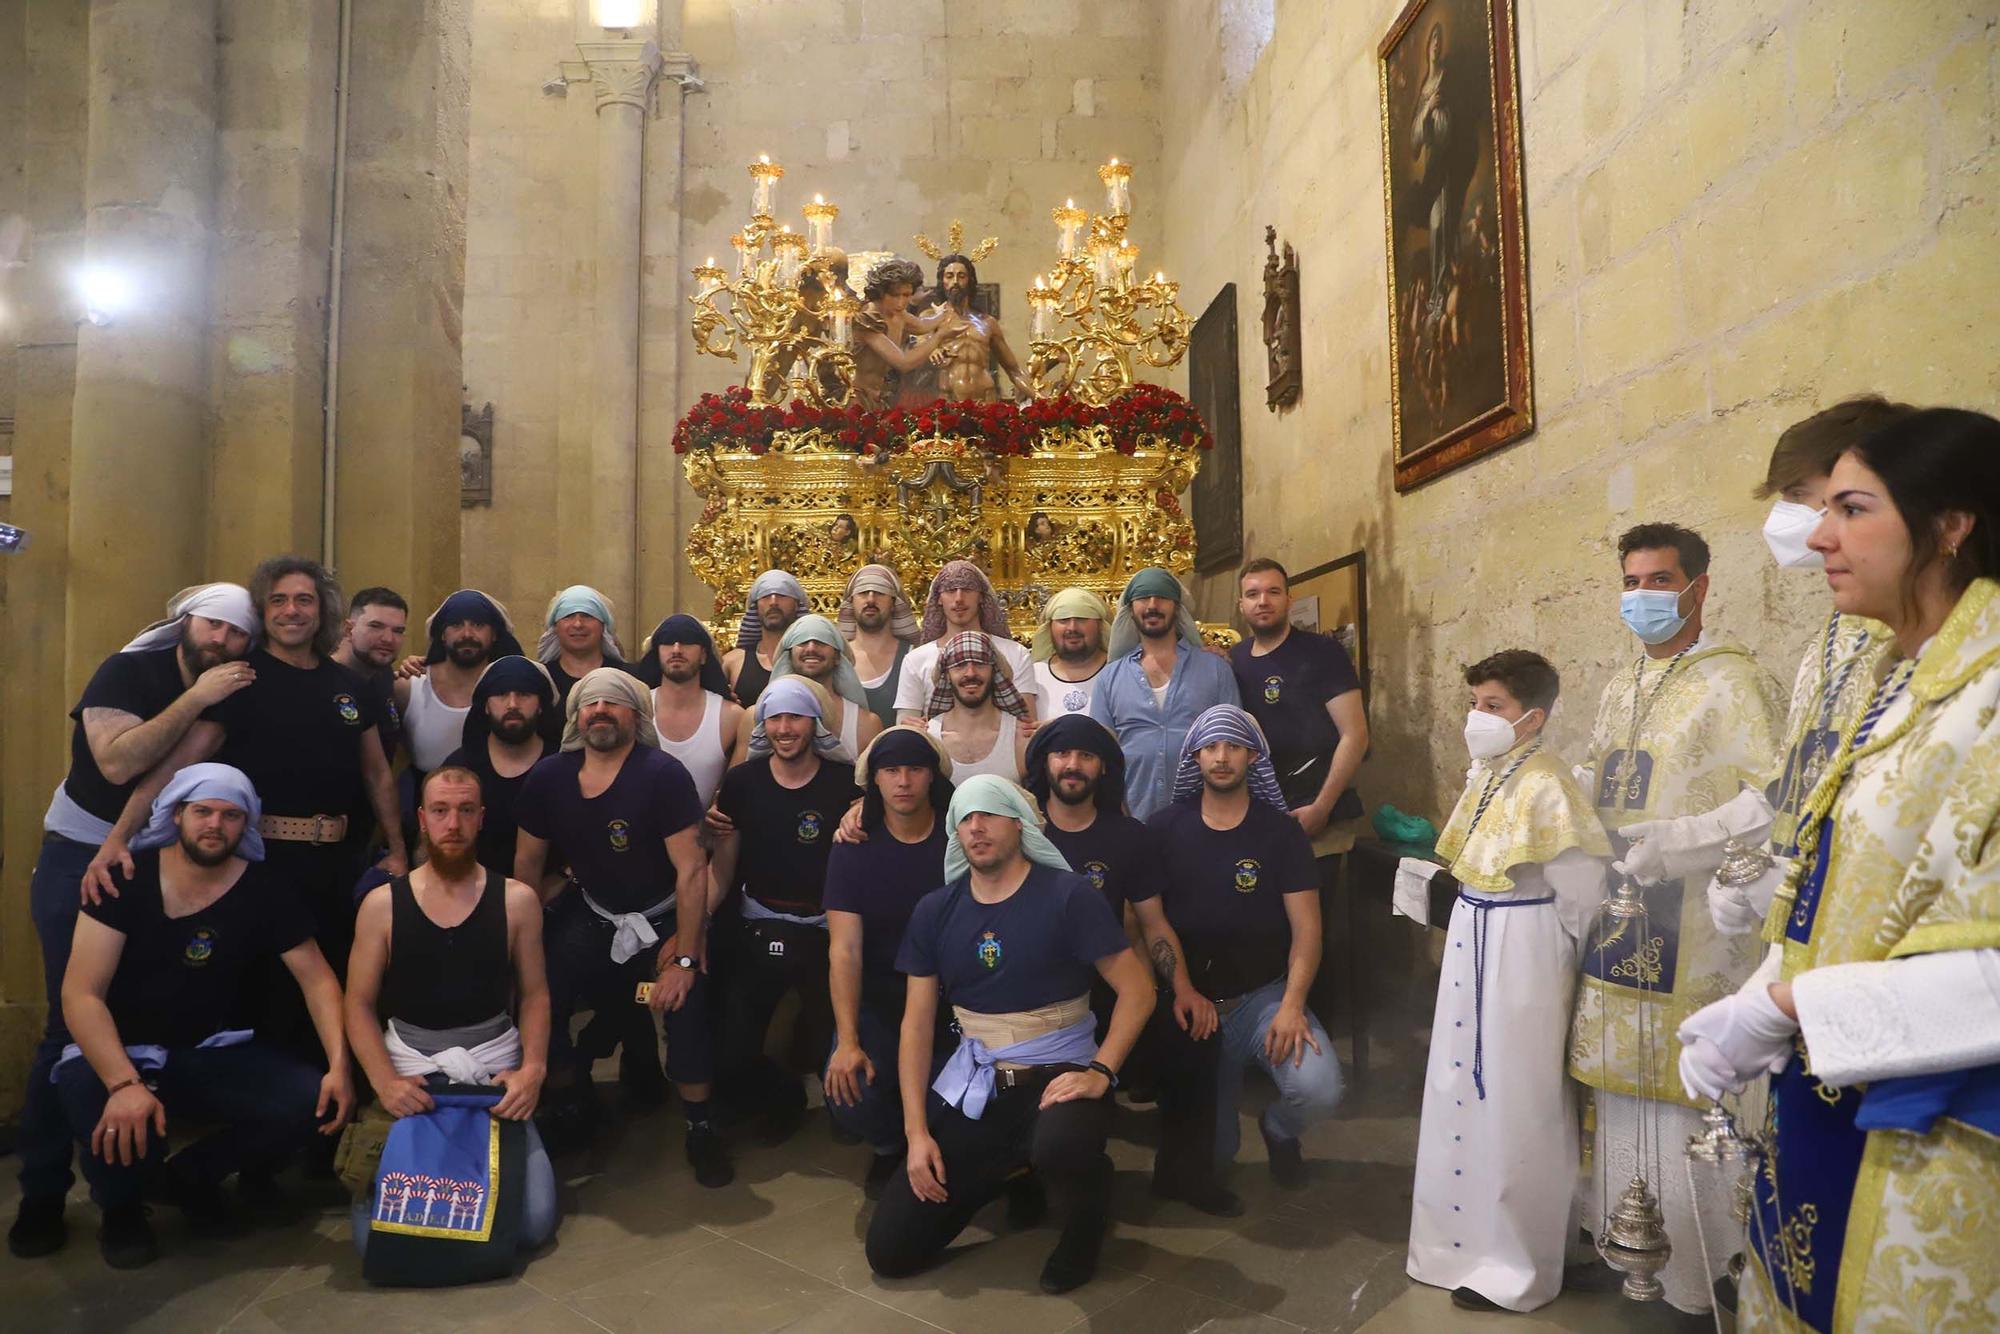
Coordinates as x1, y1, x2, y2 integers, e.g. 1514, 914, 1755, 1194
64, 0, 218, 676
579, 39, 662, 620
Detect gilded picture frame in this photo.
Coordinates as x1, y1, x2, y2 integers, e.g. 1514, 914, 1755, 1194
1286, 550, 1368, 699
1379, 0, 1533, 492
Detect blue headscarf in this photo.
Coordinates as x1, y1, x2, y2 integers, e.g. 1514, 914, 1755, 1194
539, 585, 625, 660
749, 677, 845, 758
943, 774, 1073, 882
1108, 567, 1202, 657
130, 763, 266, 862
424, 589, 524, 664
1171, 704, 1289, 812
633, 613, 731, 696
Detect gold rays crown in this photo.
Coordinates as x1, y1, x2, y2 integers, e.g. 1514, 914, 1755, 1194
912, 219, 999, 262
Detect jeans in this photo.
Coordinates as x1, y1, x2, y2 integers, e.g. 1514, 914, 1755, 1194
19, 833, 94, 1201
825, 984, 913, 1153
55, 1042, 325, 1211
349, 1120, 557, 1257
1214, 976, 1343, 1165
542, 894, 712, 1086
865, 1067, 1112, 1278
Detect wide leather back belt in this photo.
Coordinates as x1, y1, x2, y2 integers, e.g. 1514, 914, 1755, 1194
259, 813, 350, 845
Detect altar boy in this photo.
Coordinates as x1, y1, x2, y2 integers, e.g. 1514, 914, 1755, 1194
1406, 651, 1609, 1313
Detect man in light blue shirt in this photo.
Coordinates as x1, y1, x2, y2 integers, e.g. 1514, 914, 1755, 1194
1088, 568, 1240, 818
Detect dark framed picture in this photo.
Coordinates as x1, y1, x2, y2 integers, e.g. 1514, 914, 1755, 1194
1286, 551, 1368, 698
1188, 284, 1243, 574
1379, 0, 1534, 492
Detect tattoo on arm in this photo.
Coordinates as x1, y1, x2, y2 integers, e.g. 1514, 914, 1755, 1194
1149, 938, 1177, 987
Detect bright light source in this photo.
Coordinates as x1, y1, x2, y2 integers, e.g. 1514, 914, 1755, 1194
77, 264, 133, 326
592, 0, 644, 28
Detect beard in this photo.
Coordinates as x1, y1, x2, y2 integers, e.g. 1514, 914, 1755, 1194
423, 836, 480, 877
178, 829, 239, 868
1054, 637, 1098, 665
583, 719, 631, 752
180, 636, 230, 677
1052, 770, 1098, 805
447, 638, 490, 667
491, 711, 538, 744
1136, 613, 1176, 640
951, 678, 993, 709
855, 603, 887, 631
662, 658, 700, 684
760, 607, 794, 632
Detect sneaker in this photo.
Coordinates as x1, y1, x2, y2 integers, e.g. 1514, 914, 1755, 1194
685, 1124, 734, 1188
1150, 1175, 1245, 1218
1260, 1115, 1307, 1189
98, 1204, 158, 1270
864, 1151, 901, 1201
7, 1195, 67, 1259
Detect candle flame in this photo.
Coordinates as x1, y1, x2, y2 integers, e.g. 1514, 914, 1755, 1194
1065, 198, 1075, 208
813, 193, 824, 204
759, 153, 770, 164
1109, 157, 1119, 166
706, 256, 715, 266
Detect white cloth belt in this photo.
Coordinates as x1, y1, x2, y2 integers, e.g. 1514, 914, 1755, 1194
383, 1020, 522, 1085
1394, 856, 1444, 925
52, 1028, 254, 1082
580, 886, 675, 964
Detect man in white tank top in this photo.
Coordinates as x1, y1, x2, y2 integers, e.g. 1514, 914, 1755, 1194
635, 614, 742, 808
1030, 587, 1111, 721
734, 615, 880, 764
395, 590, 524, 773
922, 632, 1031, 781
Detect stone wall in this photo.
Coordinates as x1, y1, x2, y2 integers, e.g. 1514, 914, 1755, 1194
460, 0, 1165, 629
1157, 0, 1999, 822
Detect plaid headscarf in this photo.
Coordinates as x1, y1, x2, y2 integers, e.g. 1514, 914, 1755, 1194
1108, 567, 1202, 658
1030, 586, 1111, 663
838, 564, 920, 643
770, 614, 868, 706
920, 560, 1009, 641
561, 667, 659, 753
1171, 704, 1289, 812
736, 569, 808, 650
925, 630, 1030, 720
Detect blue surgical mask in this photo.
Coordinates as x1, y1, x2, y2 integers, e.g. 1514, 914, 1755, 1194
1620, 587, 1691, 645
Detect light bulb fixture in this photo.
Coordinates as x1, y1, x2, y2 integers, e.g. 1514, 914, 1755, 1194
76, 263, 133, 327
591, 0, 645, 30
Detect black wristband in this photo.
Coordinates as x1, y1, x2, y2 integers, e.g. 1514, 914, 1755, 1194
1087, 1060, 1118, 1089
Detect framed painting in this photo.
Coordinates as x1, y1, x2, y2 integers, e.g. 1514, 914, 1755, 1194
1379, 0, 1533, 492
1287, 551, 1369, 698
1188, 284, 1243, 574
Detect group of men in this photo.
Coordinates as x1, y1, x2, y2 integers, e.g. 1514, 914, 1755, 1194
14, 547, 1371, 1297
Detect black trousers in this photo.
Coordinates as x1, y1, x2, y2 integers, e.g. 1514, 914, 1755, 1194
865, 1066, 1111, 1278
543, 894, 713, 1086
248, 839, 365, 1062
715, 916, 833, 1116
1091, 984, 1226, 1193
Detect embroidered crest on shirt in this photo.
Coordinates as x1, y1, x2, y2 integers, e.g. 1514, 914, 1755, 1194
797, 810, 823, 844
334, 692, 362, 725
606, 818, 631, 852
183, 927, 217, 966
1061, 687, 1087, 713
1233, 858, 1261, 893
977, 929, 1003, 969
1262, 675, 1282, 704
1083, 860, 1109, 891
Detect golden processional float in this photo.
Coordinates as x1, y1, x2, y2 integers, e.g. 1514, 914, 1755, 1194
674, 154, 1229, 643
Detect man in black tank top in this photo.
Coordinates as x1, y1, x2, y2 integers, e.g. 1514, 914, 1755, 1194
722, 568, 805, 705
341, 765, 558, 1258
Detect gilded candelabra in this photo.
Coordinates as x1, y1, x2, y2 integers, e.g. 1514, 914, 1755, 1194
1025, 160, 1192, 406
688, 156, 858, 407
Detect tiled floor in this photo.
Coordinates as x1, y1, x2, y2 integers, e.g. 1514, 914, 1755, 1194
2, 992, 1706, 1332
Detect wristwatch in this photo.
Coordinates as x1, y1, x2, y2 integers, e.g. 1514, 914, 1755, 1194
1087, 1059, 1119, 1089
673, 954, 698, 971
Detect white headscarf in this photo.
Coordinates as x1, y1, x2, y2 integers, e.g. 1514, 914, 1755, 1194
122, 583, 260, 653
943, 774, 1074, 882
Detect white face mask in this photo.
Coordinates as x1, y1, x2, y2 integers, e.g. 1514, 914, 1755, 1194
1463, 708, 1535, 761
1762, 500, 1826, 569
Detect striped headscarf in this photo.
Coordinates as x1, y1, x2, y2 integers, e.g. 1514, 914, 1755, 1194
1171, 704, 1289, 812
736, 569, 808, 650
838, 564, 920, 643
920, 561, 1009, 641
925, 630, 1030, 720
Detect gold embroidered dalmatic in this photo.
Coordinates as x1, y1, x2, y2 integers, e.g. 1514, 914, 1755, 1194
1435, 746, 1610, 894
1763, 612, 1894, 858
1569, 643, 1786, 1107
1740, 579, 2000, 1332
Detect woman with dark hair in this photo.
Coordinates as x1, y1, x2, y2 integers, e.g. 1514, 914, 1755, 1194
1677, 407, 2000, 1333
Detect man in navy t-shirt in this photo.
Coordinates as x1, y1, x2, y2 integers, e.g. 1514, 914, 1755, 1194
513, 668, 726, 1185
821, 725, 953, 1196
1144, 705, 1343, 1189
864, 775, 1154, 1296
1025, 714, 1243, 1217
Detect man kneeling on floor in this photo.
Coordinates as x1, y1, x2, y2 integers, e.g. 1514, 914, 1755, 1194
56, 764, 352, 1269
865, 775, 1155, 1294
338, 764, 557, 1276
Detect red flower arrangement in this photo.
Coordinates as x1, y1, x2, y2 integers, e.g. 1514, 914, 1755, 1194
672, 382, 1213, 458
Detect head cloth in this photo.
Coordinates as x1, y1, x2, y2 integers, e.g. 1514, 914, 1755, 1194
121, 583, 260, 654
926, 630, 1029, 720
424, 589, 524, 665
771, 614, 868, 707
855, 723, 954, 829
1171, 703, 1289, 812
838, 564, 921, 644
921, 560, 1009, 641
540, 585, 626, 661
561, 666, 658, 752
1031, 586, 1111, 663
130, 762, 266, 863
632, 614, 731, 696
1023, 713, 1127, 816
461, 654, 562, 752
736, 569, 808, 650
1108, 567, 1202, 657
943, 774, 1074, 882
749, 676, 847, 759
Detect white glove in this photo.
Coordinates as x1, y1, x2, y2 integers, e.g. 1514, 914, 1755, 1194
1617, 790, 1777, 885
1678, 1034, 1741, 1103
1707, 858, 1789, 936
1676, 985, 1797, 1101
